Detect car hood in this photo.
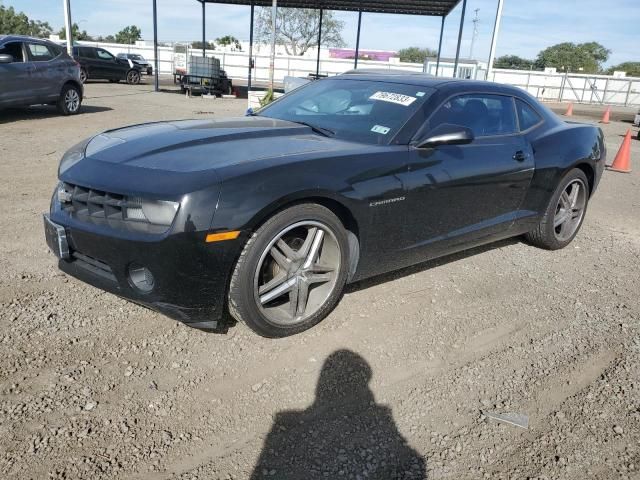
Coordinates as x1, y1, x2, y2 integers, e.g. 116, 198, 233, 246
60, 117, 363, 196
84, 117, 360, 172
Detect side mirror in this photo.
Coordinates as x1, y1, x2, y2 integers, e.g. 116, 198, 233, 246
416, 123, 474, 148
0, 54, 14, 64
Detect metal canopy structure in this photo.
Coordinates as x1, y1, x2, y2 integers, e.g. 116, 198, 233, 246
150, 0, 505, 92
199, 0, 461, 16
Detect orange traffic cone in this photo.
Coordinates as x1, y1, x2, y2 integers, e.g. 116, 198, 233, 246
607, 129, 632, 173
564, 103, 574, 116
600, 106, 611, 124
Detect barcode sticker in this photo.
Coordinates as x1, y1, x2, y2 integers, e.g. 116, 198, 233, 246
371, 125, 391, 135
370, 91, 417, 106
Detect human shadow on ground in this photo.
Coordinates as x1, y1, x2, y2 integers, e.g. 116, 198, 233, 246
250, 349, 427, 479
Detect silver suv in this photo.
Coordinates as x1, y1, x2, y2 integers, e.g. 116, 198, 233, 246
0, 35, 83, 115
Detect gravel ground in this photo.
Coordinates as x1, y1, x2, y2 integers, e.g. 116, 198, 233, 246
1, 82, 639, 480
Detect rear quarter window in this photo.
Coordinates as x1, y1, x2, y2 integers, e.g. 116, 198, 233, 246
516, 98, 543, 131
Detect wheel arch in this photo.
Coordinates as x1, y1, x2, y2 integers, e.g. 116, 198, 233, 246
572, 162, 595, 197
61, 79, 83, 100
245, 193, 361, 281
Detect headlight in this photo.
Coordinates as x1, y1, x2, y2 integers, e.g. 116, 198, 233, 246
126, 197, 179, 226
58, 138, 91, 175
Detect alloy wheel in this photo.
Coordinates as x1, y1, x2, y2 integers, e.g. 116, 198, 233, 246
553, 179, 587, 242
253, 221, 341, 326
64, 89, 80, 113
80, 69, 87, 83
127, 71, 140, 84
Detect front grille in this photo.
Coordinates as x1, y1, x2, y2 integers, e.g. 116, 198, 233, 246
58, 182, 167, 234
61, 183, 129, 221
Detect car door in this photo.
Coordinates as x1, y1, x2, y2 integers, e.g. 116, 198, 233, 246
0, 41, 35, 106
25, 42, 62, 101
402, 93, 534, 256
95, 48, 122, 79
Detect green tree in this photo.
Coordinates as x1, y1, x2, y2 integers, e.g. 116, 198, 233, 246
607, 62, 640, 77
255, 7, 345, 56
96, 34, 116, 43
59, 23, 93, 42
398, 47, 437, 64
114, 25, 142, 45
535, 42, 610, 73
493, 55, 535, 70
216, 35, 242, 50
0, 5, 52, 37
191, 41, 215, 51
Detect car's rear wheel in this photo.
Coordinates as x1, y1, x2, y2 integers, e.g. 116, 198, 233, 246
228, 204, 349, 338
526, 168, 589, 250
56, 84, 82, 115
79, 68, 87, 83
126, 69, 141, 85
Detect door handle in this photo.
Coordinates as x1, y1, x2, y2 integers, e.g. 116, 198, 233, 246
513, 151, 527, 162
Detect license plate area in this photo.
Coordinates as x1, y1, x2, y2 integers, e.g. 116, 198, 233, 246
43, 214, 70, 260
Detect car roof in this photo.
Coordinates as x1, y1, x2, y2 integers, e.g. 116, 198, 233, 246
0, 34, 56, 44
335, 72, 529, 97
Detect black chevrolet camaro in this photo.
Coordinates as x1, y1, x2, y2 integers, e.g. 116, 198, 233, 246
44, 73, 605, 337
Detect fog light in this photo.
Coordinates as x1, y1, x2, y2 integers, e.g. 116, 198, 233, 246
128, 263, 154, 293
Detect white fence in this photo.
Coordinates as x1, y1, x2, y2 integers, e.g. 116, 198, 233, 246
76, 41, 640, 107
491, 69, 640, 106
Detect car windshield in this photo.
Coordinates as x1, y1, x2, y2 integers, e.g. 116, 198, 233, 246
257, 78, 434, 145
130, 54, 145, 61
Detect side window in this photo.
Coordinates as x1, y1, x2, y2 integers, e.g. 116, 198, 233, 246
79, 47, 95, 59
0, 42, 24, 62
96, 49, 115, 61
26, 43, 55, 62
429, 93, 518, 137
516, 98, 543, 131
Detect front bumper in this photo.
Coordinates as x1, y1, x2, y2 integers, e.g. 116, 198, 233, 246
45, 209, 242, 331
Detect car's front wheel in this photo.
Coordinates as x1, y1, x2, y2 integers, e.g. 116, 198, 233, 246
56, 84, 82, 115
526, 168, 590, 250
79, 68, 87, 83
126, 69, 141, 85
228, 204, 349, 337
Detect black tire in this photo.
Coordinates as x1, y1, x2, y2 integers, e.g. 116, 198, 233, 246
126, 69, 141, 85
79, 68, 87, 83
525, 168, 590, 250
56, 83, 82, 115
228, 204, 349, 338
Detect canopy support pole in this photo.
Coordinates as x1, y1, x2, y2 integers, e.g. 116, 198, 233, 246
316, 8, 323, 77
354, 10, 362, 69
453, 0, 467, 78
487, 0, 504, 81
435, 15, 445, 76
269, 0, 277, 90
201, 0, 206, 57
62, 0, 73, 55
153, 0, 159, 92
248, 1, 254, 92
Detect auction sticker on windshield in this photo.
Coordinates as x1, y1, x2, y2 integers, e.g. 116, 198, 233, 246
370, 91, 417, 107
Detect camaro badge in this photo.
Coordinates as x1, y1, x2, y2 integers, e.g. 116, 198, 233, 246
369, 197, 406, 207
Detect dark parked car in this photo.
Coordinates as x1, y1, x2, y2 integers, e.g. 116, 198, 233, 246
0, 35, 83, 115
44, 74, 605, 337
117, 53, 153, 75
73, 46, 142, 84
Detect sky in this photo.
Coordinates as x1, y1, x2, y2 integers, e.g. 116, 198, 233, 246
4, 0, 639, 66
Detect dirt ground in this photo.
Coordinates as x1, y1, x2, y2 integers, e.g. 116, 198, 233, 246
1, 81, 639, 480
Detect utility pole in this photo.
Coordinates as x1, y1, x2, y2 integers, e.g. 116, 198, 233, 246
62, 0, 73, 55
469, 8, 479, 59
269, 0, 277, 91
487, 0, 505, 81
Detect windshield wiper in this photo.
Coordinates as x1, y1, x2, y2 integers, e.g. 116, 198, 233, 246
291, 121, 335, 137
